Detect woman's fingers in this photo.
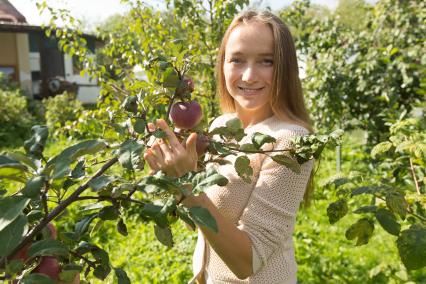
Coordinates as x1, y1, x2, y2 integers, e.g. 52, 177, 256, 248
157, 138, 173, 162
143, 150, 160, 175
156, 119, 182, 149
150, 142, 165, 163
185, 132, 198, 158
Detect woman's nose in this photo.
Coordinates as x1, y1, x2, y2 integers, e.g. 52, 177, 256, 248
241, 66, 257, 83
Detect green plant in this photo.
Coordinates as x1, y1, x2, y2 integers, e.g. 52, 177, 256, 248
0, 82, 35, 148
325, 117, 426, 272
43, 92, 83, 135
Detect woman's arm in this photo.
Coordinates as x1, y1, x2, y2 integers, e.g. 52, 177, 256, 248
183, 193, 254, 280
143, 119, 254, 279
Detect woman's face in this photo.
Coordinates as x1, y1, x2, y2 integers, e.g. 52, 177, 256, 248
223, 21, 275, 119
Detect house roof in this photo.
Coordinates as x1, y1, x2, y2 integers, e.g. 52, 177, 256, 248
0, 0, 27, 23
0, 21, 100, 42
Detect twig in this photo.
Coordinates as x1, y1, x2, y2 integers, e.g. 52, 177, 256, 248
223, 144, 294, 154
76, 195, 146, 206
409, 158, 421, 195
0, 157, 119, 267
41, 181, 49, 218
69, 250, 96, 268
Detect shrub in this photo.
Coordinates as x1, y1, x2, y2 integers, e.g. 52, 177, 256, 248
0, 86, 35, 147
43, 92, 83, 134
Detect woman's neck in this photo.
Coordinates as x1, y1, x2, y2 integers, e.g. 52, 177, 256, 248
235, 106, 274, 129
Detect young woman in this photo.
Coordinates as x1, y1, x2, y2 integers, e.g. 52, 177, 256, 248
143, 10, 313, 284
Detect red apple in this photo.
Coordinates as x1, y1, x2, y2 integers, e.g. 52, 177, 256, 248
169, 101, 202, 130
175, 77, 194, 96
196, 134, 209, 156
33, 256, 60, 281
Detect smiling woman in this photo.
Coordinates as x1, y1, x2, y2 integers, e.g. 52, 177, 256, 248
223, 21, 275, 128
143, 10, 314, 284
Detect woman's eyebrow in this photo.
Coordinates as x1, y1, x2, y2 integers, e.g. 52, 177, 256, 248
226, 52, 274, 57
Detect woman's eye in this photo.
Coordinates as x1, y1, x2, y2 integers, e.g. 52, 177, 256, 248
262, 59, 274, 65
229, 58, 242, 64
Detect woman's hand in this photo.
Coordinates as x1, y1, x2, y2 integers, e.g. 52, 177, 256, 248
143, 119, 198, 178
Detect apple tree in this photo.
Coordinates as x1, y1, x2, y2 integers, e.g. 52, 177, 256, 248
0, 2, 343, 283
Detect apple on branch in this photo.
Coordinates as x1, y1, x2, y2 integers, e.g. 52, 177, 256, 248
33, 256, 61, 281
169, 100, 202, 130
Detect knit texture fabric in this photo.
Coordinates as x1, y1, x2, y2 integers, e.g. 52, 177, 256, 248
191, 113, 313, 284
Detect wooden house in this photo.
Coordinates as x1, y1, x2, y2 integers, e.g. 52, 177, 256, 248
0, 0, 101, 103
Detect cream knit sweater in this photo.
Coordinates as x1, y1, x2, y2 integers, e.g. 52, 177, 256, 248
191, 113, 313, 284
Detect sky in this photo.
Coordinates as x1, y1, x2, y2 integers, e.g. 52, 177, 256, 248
9, 0, 374, 28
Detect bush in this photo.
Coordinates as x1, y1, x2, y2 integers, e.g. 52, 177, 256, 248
43, 92, 83, 133
0, 86, 35, 147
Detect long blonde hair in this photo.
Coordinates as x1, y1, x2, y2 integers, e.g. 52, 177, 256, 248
216, 10, 315, 206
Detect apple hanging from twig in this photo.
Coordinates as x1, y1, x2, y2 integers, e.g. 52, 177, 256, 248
169, 101, 202, 130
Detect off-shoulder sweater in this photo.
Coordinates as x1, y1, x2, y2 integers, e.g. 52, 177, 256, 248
190, 113, 313, 284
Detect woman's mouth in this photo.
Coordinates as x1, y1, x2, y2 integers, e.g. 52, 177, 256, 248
238, 86, 265, 95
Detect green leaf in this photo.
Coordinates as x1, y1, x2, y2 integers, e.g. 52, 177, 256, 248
21, 273, 54, 284
351, 186, 381, 196
140, 172, 181, 195
153, 129, 167, 139
59, 269, 79, 282
5, 151, 37, 170
210, 126, 230, 137
353, 205, 378, 214
375, 208, 401, 236
6, 259, 24, 275
140, 203, 163, 220
71, 160, 85, 179
98, 206, 119, 221
162, 67, 180, 88
118, 139, 144, 170
93, 264, 111, 280
177, 207, 196, 231
117, 219, 128, 236
239, 143, 258, 152
22, 176, 45, 198
0, 196, 30, 231
322, 175, 350, 189
89, 176, 117, 191
47, 140, 107, 179
28, 239, 69, 257
225, 117, 243, 132
75, 214, 97, 237
154, 225, 174, 247
92, 247, 110, 266
122, 96, 138, 114
234, 156, 253, 183
397, 224, 426, 270
189, 207, 218, 233
327, 199, 348, 224
134, 118, 146, 134
386, 191, 408, 220
0, 214, 27, 257
251, 132, 276, 149
191, 167, 228, 194
271, 155, 301, 174
371, 141, 393, 158
115, 268, 131, 284
23, 125, 49, 159
0, 155, 28, 177
345, 218, 374, 246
